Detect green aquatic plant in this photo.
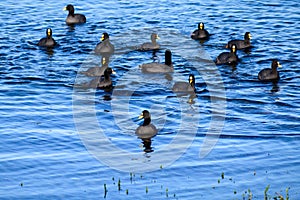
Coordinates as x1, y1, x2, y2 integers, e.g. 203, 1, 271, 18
264, 184, 270, 200
248, 189, 253, 200
129, 172, 135, 183
126, 189, 128, 195
104, 183, 108, 198
221, 172, 225, 179
118, 179, 121, 191
275, 193, 285, 200
274, 187, 290, 200
146, 186, 148, 194
166, 188, 169, 198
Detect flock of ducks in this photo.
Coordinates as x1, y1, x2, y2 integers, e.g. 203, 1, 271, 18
37, 5, 283, 149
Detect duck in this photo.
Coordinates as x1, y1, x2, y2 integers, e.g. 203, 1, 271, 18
138, 33, 160, 51
135, 110, 158, 138
226, 32, 252, 49
140, 49, 173, 73
172, 74, 195, 93
97, 67, 115, 89
63, 4, 86, 24
191, 22, 210, 40
37, 28, 57, 47
80, 56, 109, 77
216, 44, 238, 65
95, 33, 115, 55
258, 60, 282, 81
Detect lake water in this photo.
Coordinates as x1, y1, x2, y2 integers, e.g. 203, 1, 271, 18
1, 0, 300, 199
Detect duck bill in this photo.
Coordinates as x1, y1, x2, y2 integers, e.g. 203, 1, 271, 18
138, 114, 144, 119
63, 7, 67, 11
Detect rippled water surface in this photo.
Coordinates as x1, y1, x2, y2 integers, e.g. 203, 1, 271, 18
1, 0, 300, 199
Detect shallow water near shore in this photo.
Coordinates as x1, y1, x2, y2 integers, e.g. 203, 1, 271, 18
0, 0, 300, 199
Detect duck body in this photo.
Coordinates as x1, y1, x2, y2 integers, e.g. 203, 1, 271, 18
38, 28, 57, 47
191, 22, 210, 40
95, 40, 115, 54
140, 63, 173, 73
81, 57, 108, 77
216, 52, 238, 65
140, 49, 173, 73
258, 60, 281, 81
64, 4, 86, 24
216, 44, 238, 65
81, 66, 107, 77
226, 32, 252, 49
138, 33, 160, 51
135, 124, 157, 138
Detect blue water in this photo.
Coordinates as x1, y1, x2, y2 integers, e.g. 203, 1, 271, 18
1, 0, 300, 199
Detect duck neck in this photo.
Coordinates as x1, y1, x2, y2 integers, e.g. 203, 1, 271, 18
68, 8, 75, 16
165, 51, 172, 66
104, 71, 111, 81
143, 117, 151, 126
190, 81, 195, 89
245, 38, 250, 44
271, 65, 278, 74
102, 38, 109, 43
151, 38, 157, 45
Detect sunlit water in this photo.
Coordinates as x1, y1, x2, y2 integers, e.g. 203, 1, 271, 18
0, 0, 300, 199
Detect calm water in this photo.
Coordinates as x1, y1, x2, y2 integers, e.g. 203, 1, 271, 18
1, 0, 300, 199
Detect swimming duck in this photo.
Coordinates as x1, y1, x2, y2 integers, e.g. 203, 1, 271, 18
172, 74, 195, 93
95, 33, 115, 55
140, 49, 173, 73
258, 60, 282, 81
226, 32, 252, 49
97, 67, 115, 89
191, 22, 210, 40
216, 44, 238, 65
135, 110, 158, 138
138, 33, 160, 51
37, 28, 57, 47
80, 56, 109, 77
63, 4, 86, 24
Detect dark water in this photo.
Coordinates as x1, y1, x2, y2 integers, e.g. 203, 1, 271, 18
1, 0, 300, 199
